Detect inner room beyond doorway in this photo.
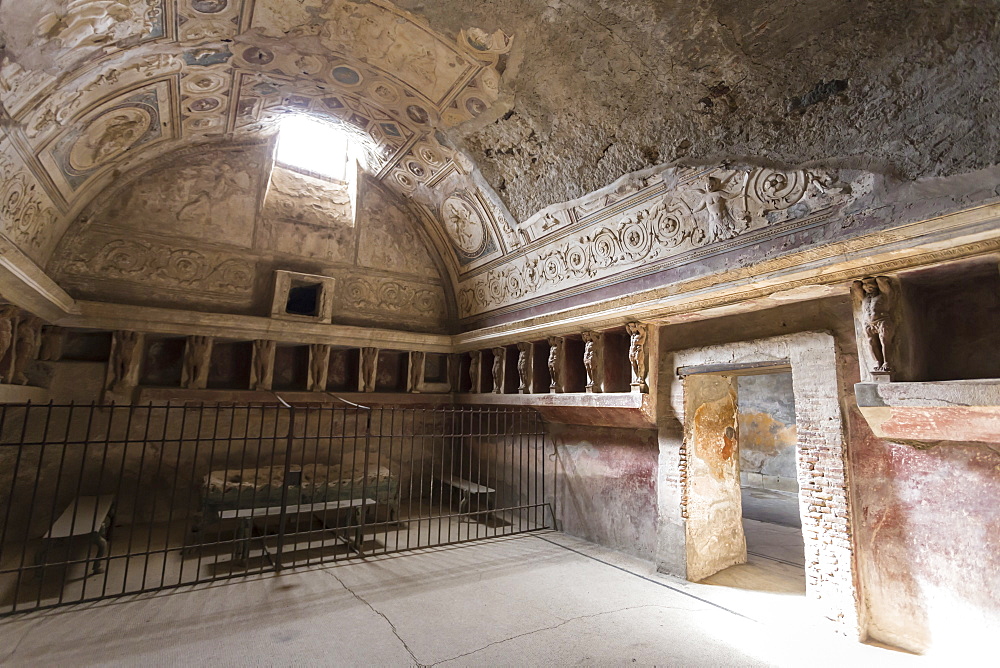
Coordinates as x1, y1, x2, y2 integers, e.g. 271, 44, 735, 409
702, 370, 806, 600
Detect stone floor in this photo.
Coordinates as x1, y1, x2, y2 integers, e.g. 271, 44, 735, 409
0, 504, 544, 614
0, 531, 928, 667
741, 487, 802, 528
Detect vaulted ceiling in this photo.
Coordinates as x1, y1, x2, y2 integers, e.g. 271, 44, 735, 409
1, 0, 997, 329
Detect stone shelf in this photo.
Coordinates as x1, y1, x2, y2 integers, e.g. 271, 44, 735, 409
135, 388, 454, 406
0, 384, 49, 404
855, 380, 1000, 446
456, 392, 655, 428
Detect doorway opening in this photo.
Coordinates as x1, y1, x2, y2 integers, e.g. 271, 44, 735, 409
736, 372, 805, 579
670, 333, 859, 636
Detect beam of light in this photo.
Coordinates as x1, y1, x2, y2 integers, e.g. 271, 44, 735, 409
276, 114, 350, 181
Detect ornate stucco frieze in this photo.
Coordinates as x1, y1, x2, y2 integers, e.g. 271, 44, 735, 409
458, 166, 870, 317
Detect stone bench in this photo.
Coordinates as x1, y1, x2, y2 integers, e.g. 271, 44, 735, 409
36, 495, 116, 576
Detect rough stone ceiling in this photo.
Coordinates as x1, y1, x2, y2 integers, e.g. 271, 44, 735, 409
0, 0, 998, 317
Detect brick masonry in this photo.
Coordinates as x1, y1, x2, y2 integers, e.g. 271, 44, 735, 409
661, 331, 861, 636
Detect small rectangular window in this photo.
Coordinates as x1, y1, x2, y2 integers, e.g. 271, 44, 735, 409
285, 281, 323, 316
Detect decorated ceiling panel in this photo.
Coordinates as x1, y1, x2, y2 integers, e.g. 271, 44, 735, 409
0, 0, 518, 277
0, 1, 940, 328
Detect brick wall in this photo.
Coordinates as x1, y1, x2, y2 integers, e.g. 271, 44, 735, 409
660, 332, 861, 636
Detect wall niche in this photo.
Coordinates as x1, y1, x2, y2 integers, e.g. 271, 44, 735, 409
898, 257, 1000, 382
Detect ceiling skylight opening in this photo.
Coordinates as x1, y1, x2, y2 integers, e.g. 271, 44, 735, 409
276, 114, 352, 182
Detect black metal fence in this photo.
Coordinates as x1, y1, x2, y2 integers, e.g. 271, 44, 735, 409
0, 401, 550, 615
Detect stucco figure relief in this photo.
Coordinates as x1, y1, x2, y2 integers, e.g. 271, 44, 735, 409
517, 342, 531, 394
263, 166, 352, 229
36, 0, 158, 50
38, 327, 66, 362
107, 330, 143, 391
250, 339, 276, 391
70, 107, 153, 171
12, 314, 43, 386
0, 305, 18, 382
626, 322, 648, 393
547, 336, 564, 394
176, 162, 253, 226
468, 350, 482, 393
409, 351, 425, 393
582, 331, 604, 393
181, 335, 213, 389
308, 343, 332, 392
691, 174, 748, 242
491, 347, 505, 394
359, 347, 378, 393
442, 195, 488, 257
852, 276, 897, 377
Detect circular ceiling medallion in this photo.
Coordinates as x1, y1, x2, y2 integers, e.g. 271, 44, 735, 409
242, 46, 274, 65
192, 0, 228, 14
291, 54, 323, 76
465, 97, 487, 117
331, 66, 361, 85
187, 97, 221, 113
184, 116, 223, 132
406, 161, 426, 178
69, 107, 151, 171
393, 170, 416, 191
417, 145, 444, 166
369, 82, 400, 104
182, 72, 226, 95
406, 105, 429, 124
442, 195, 487, 256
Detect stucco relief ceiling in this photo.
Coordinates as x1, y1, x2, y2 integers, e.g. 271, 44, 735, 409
0, 0, 520, 277
1, 1, 997, 326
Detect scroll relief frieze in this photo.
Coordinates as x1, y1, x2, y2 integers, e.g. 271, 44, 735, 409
458, 167, 870, 317
59, 234, 254, 295
340, 276, 446, 321
0, 146, 59, 259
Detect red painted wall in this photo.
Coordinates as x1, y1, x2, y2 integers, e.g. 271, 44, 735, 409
549, 424, 659, 560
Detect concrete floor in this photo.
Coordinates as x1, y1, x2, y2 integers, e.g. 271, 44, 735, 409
0, 531, 927, 667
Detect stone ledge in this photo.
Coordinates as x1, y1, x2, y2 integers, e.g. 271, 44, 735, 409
135, 388, 455, 407
0, 384, 50, 404
855, 380, 1000, 446
456, 392, 655, 428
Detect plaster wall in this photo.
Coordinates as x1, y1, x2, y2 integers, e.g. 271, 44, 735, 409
683, 373, 744, 582
549, 423, 658, 560
48, 144, 451, 332
654, 297, 1000, 654
846, 353, 1000, 655
737, 372, 797, 491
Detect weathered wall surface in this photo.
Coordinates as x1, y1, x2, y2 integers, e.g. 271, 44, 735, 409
737, 372, 797, 490
549, 423, 658, 560
49, 143, 452, 331
683, 373, 745, 582
846, 363, 1000, 654
409, 0, 1000, 222
657, 296, 1000, 653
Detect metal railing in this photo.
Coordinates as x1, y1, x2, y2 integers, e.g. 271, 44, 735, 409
0, 401, 551, 615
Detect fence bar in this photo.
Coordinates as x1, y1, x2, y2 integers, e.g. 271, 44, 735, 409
0, 401, 549, 615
